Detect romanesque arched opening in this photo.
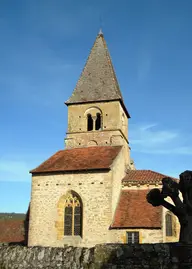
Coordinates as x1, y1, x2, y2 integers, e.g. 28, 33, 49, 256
87, 114, 93, 131
95, 113, 101, 130
85, 107, 102, 132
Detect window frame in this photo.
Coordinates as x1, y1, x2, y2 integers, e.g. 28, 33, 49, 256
165, 212, 173, 237
86, 112, 102, 131
126, 231, 140, 244
63, 192, 82, 237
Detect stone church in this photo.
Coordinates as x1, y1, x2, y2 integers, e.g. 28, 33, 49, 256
28, 31, 180, 248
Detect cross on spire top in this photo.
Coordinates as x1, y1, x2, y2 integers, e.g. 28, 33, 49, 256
98, 28, 103, 35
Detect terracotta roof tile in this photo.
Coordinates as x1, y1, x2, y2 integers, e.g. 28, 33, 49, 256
30, 146, 122, 174
122, 170, 178, 185
111, 190, 162, 228
0, 220, 25, 243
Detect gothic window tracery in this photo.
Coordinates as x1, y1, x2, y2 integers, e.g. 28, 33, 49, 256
64, 191, 82, 237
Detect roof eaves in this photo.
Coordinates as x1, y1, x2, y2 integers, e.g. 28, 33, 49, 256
65, 99, 130, 118
122, 180, 162, 185
110, 225, 162, 229
30, 167, 111, 175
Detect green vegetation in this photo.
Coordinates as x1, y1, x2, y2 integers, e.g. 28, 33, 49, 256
0, 213, 26, 221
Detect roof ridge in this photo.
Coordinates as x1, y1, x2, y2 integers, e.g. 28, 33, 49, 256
30, 150, 63, 173
61, 145, 122, 152
123, 169, 179, 184
66, 35, 99, 103
146, 169, 179, 179
126, 169, 177, 177
100, 35, 123, 99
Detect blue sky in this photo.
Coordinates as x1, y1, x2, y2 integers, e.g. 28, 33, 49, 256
0, 0, 192, 213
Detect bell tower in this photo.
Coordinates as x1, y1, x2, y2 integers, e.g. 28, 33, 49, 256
64, 31, 133, 168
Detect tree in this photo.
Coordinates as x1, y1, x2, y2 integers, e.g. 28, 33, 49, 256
146, 170, 192, 244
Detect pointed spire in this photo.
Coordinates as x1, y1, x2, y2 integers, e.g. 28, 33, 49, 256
65, 32, 130, 117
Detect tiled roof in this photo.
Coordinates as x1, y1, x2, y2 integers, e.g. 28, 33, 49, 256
0, 220, 25, 243
111, 190, 162, 228
65, 32, 130, 118
122, 170, 178, 185
30, 146, 122, 174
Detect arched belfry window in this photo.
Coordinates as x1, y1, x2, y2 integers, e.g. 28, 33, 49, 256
64, 191, 82, 237
166, 212, 173, 236
87, 113, 102, 131
87, 114, 93, 131
86, 107, 103, 132
95, 113, 101, 130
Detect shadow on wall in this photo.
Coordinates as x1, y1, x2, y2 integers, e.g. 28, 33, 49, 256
23, 204, 30, 245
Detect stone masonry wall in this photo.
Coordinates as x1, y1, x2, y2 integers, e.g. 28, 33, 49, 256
29, 145, 134, 248
67, 101, 127, 137
65, 101, 131, 167
65, 130, 126, 150
28, 169, 114, 247
110, 229, 163, 244
0, 243, 181, 269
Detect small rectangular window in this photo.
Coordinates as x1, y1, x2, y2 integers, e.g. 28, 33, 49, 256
126, 232, 139, 244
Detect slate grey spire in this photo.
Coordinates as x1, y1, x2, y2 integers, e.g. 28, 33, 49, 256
65, 32, 130, 117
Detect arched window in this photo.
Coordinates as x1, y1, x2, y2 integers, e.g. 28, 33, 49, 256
64, 191, 82, 236
166, 212, 173, 236
85, 107, 103, 132
87, 114, 93, 131
95, 113, 101, 130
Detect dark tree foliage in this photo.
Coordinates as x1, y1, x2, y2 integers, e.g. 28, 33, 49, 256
147, 170, 192, 244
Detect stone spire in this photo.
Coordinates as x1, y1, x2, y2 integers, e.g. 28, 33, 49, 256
65, 32, 130, 117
